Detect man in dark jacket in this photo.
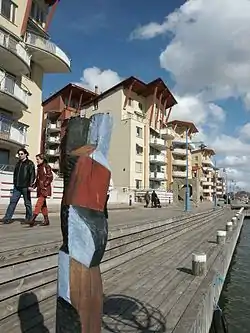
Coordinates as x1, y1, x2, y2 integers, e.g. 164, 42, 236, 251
3, 148, 35, 224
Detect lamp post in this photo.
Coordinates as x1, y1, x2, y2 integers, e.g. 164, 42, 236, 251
213, 161, 218, 209
185, 128, 190, 212
223, 168, 229, 205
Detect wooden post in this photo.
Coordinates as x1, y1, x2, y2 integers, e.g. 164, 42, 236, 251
231, 216, 237, 226
56, 113, 113, 333
217, 230, 227, 245
226, 222, 233, 232
192, 253, 206, 276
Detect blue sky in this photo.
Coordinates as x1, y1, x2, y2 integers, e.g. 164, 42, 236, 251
43, 0, 183, 98
43, 0, 250, 188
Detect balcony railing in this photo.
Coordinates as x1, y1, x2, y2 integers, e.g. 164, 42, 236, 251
47, 135, 60, 144
160, 127, 175, 139
49, 162, 60, 169
172, 170, 186, 178
0, 30, 31, 73
0, 70, 29, 107
150, 171, 166, 180
172, 148, 186, 156
47, 122, 61, 131
46, 148, 60, 156
0, 117, 27, 146
149, 154, 166, 164
172, 159, 186, 166
149, 137, 166, 149
25, 32, 71, 69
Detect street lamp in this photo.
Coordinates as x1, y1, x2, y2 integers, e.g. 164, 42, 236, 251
223, 168, 229, 205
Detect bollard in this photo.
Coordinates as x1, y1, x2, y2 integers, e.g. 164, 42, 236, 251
226, 221, 233, 232
236, 213, 240, 220
217, 230, 227, 245
231, 216, 237, 226
192, 253, 207, 276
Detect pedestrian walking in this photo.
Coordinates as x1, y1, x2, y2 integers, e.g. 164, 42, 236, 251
2, 148, 35, 224
151, 190, 158, 208
29, 154, 53, 227
144, 191, 150, 207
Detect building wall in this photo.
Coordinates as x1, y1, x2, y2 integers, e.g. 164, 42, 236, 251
84, 88, 133, 189
21, 63, 44, 159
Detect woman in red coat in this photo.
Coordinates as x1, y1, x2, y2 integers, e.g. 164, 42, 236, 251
29, 154, 53, 227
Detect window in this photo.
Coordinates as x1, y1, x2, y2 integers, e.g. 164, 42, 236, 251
135, 179, 142, 189
1, 0, 17, 23
128, 98, 133, 106
136, 144, 143, 155
138, 102, 143, 110
29, 0, 47, 27
195, 156, 198, 161
135, 162, 142, 173
136, 126, 142, 138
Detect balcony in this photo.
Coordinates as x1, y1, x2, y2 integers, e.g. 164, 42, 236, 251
149, 137, 166, 150
149, 154, 166, 164
172, 148, 186, 156
172, 159, 186, 166
0, 117, 27, 147
46, 148, 60, 156
47, 135, 60, 144
202, 158, 214, 167
25, 32, 71, 73
47, 122, 61, 132
160, 127, 175, 140
0, 30, 31, 75
203, 181, 214, 186
49, 162, 60, 170
172, 170, 186, 178
0, 71, 29, 113
150, 171, 166, 181
203, 188, 212, 193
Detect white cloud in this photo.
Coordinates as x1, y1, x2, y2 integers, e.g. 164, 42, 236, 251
78, 67, 122, 93
131, 0, 250, 105
239, 123, 250, 140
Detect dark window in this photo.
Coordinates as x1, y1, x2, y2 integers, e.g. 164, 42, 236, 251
1, 0, 17, 24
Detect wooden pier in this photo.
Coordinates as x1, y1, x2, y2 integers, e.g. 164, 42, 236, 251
0, 206, 244, 333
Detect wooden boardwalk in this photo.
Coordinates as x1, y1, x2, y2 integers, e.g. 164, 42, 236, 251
0, 207, 237, 333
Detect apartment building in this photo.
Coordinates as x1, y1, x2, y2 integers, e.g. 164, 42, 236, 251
81, 76, 177, 191
192, 147, 216, 201
216, 176, 226, 198
0, 0, 70, 167
41, 83, 97, 172
166, 120, 199, 202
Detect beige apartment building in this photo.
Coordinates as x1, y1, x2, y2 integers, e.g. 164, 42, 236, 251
0, 0, 70, 167
81, 76, 178, 192
166, 120, 199, 202
192, 148, 217, 201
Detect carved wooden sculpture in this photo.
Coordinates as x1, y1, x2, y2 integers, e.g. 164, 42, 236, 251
56, 113, 113, 333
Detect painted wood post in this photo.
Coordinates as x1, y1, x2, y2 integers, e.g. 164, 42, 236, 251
56, 113, 113, 333
226, 221, 233, 232
231, 216, 237, 226
217, 230, 227, 245
192, 253, 206, 276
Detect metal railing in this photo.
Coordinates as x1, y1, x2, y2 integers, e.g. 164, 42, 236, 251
0, 70, 29, 106
0, 164, 15, 172
0, 30, 31, 67
0, 116, 27, 145
25, 32, 70, 68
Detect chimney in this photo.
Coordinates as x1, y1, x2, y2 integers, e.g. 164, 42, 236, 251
94, 85, 98, 94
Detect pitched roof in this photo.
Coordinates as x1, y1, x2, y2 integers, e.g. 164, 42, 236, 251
81, 76, 178, 109
167, 120, 199, 133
